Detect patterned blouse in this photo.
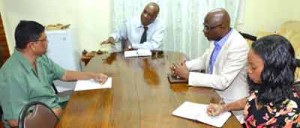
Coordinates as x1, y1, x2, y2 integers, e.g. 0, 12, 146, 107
244, 91, 300, 128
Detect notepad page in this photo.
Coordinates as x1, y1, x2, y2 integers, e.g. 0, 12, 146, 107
137, 49, 152, 56
172, 101, 199, 120
124, 50, 139, 57
172, 101, 231, 127
124, 49, 152, 57
75, 77, 112, 91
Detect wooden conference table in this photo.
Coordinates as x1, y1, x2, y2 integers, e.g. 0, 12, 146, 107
56, 51, 242, 128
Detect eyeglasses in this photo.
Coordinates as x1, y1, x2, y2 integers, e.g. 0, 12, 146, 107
203, 24, 222, 31
34, 38, 48, 43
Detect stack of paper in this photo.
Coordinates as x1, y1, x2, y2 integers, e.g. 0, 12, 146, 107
124, 49, 152, 57
75, 77, 112, 91
172, 101, 231, 127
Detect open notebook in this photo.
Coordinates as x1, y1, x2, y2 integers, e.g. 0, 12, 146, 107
172, 101, 231, 127
124, 49, 152, 57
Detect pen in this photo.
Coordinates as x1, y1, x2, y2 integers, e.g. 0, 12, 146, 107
99, 82, 104, 86
211, 98, 224, 116
94, 78, 106, 86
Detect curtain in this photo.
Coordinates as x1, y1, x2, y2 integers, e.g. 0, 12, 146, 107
111, 0, 245, 59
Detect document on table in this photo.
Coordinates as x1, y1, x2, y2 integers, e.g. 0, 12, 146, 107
124, 49, 152, 57
172, 101, 231, 127
167, 74, 188, 84
75, 77, 112, 91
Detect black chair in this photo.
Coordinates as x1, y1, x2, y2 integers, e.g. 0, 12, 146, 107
0, 105, 3, 127
51, 83, 73, 97
296, 59, 300, 68
18, 101, 58, 128
0, 106, 2, 117
239, 32, 257, 41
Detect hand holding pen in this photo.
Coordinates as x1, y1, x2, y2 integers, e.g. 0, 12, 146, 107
93, 73, 108, 85
207, 99, 226, 116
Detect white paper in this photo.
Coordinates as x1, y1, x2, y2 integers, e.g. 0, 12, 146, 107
137, 49, 152, 56
124, 50, 138, 57
172, 101, 231, 127
124, 49, 152, 57
75, 77, 112, 91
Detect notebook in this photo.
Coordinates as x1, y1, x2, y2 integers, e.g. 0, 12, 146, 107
124, 49, 152, 57
167, 74, 188, 83
172, 101, 232, 127
75, 77, 112, 91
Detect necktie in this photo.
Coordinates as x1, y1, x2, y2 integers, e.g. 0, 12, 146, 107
208, 47, 217, 74
140, 26, 148, 44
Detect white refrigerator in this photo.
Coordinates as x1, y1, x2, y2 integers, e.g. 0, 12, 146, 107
46, 28, 81, 92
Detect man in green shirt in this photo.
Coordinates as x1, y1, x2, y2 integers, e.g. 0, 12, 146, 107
0, 20, 108, 127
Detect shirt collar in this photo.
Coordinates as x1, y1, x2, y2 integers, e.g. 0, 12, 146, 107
136, 17, 156, 28
13, 49, 41, 73
214, 28, 233, 48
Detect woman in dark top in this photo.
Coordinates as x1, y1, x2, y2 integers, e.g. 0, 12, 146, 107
207, 35, 300, 127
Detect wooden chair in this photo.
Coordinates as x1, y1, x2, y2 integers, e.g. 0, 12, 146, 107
18, 101, 58, 128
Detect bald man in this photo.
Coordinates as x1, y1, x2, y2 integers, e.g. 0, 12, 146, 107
171, 8, 249, 123
102, 2, 165, 50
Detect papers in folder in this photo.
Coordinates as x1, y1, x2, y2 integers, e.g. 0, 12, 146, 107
124, 49, 152, 57
172, 101, 231, 127
75, 77, 112, 91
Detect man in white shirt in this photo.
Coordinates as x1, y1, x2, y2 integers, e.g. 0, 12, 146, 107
171, 8, 249, 123
101, 2, 165, 50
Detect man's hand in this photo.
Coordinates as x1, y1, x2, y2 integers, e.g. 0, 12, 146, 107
101, 37, 115, 45
93, 73, 108, 84
170, 61, 189, 79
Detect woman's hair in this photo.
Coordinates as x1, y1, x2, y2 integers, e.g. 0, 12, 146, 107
248, 34, 297, 106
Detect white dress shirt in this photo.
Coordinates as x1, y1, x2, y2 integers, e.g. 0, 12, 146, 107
111, 16, 165, 50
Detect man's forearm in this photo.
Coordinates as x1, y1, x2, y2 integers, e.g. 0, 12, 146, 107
61, 71, 95, 81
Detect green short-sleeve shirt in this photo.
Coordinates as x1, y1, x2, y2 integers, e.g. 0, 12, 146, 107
0, 50, 65, 121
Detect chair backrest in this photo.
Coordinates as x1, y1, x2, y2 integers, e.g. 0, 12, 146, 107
0, 105, 3, 117
239, 32, 257, 47
0, 105, 3, 128
296, 59, 300, 68
18, 101, 58, 128
293, 81, 300, 96
51, 83, 59, 94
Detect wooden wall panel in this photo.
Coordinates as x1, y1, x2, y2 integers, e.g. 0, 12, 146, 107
0, 13, 9, 67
